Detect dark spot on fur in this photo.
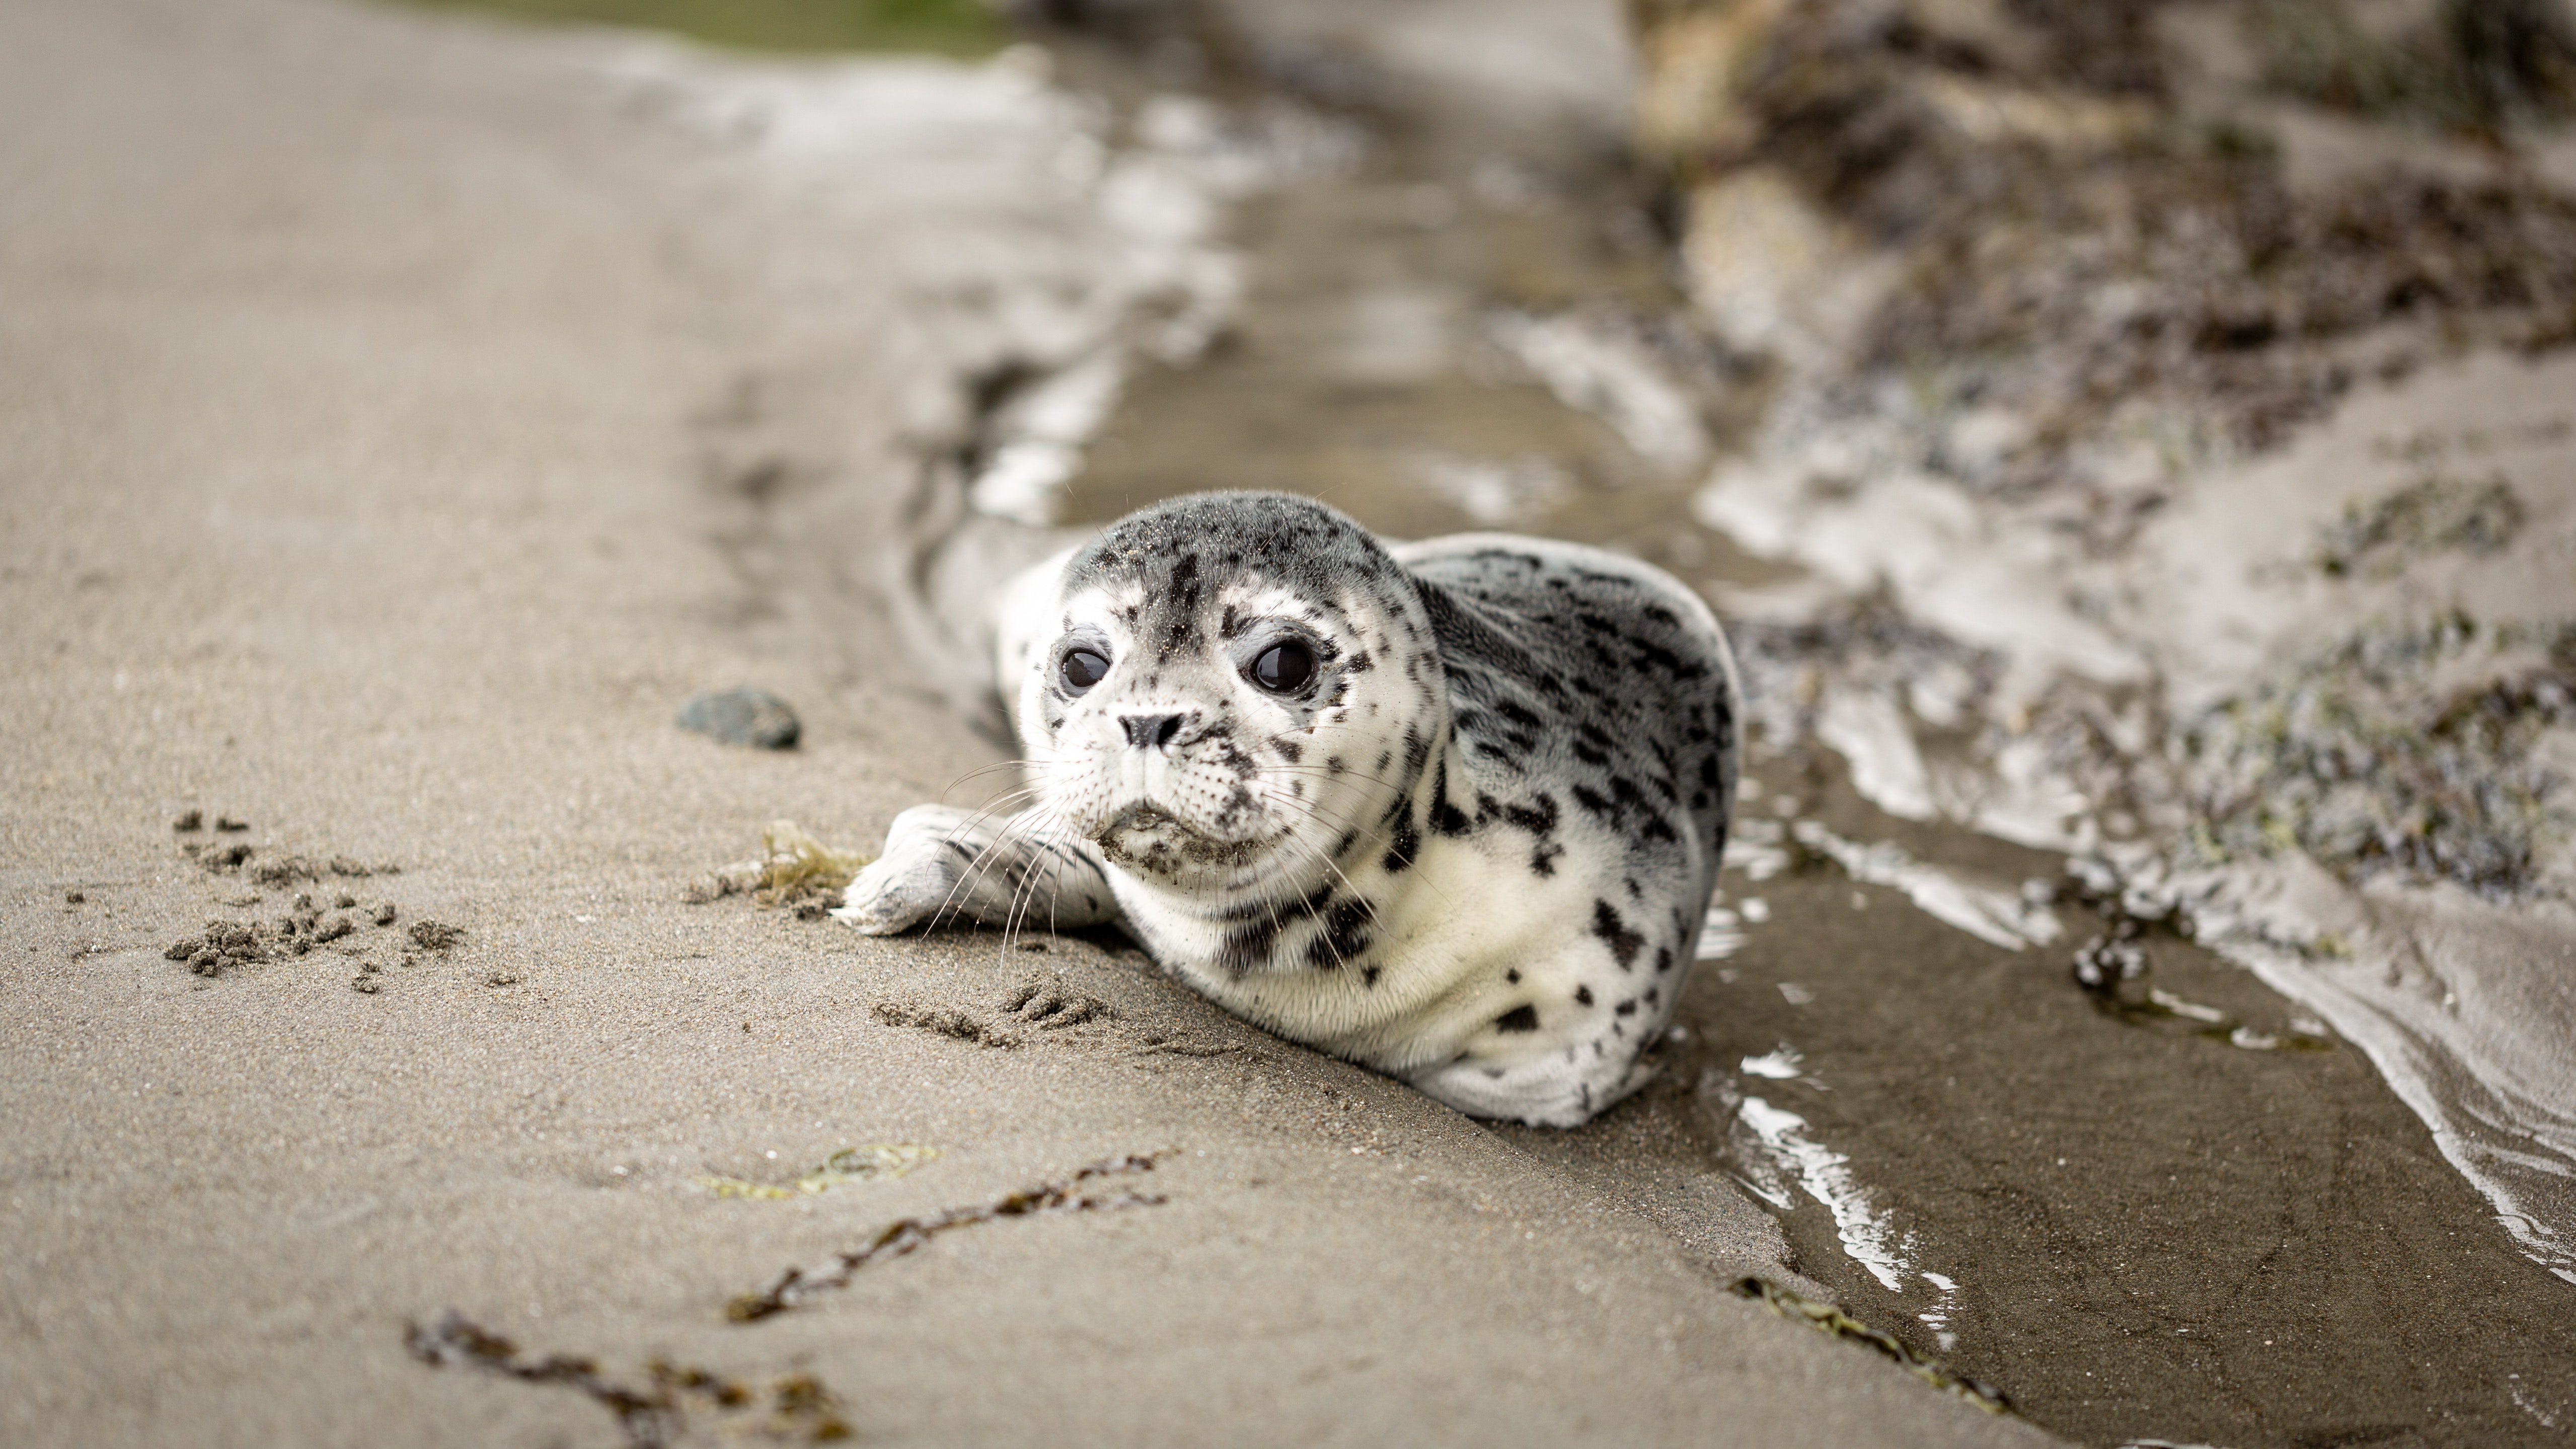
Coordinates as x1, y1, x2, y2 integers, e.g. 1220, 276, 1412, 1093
1382, 809, 1421, 874
1429, 760, 1472, 837
1500, 794, 1558, 836
1219, 877, 1329, 925
1309, 897, 1374, 967
1574, 985, 1594, 1007
1156, 554, 1203, 658
1217, 921, 1279, 975
1494, 1005, 1539, 1034
1592, 899, 1645, 970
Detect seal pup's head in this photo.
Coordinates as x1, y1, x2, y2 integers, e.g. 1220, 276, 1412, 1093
1015, 493, 1444, 910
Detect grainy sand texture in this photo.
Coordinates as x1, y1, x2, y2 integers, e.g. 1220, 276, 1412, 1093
0, 2, 2055, 1444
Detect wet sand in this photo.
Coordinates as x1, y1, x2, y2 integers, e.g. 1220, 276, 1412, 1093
0, 2, 2057, 1446
1049, 9, 2576, 1443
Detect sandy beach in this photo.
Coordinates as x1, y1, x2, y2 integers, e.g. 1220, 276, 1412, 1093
0, 2, 2060, 1444
15, 0, 2576, 1443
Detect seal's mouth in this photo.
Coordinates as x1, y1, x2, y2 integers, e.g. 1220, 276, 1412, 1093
1093, 803, 1266, 878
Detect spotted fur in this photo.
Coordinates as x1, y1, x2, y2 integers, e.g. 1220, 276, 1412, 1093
836, 492, 1739, 1127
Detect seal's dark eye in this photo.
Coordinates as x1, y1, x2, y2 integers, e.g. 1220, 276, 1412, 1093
1247, 640, 1316, 694
1059, 648, 1109, 692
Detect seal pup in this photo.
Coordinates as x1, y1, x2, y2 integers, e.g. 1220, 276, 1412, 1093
838, 492, 1739, 1126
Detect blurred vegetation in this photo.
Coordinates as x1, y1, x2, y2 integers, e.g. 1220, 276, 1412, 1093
2249, 0, 2576, 131
1630, 0, 2576, 508
390, 0, 1004, 56
2184, 614, 2576, 898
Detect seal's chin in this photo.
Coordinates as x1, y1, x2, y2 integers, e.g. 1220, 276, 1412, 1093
1092, 803, 1268, 887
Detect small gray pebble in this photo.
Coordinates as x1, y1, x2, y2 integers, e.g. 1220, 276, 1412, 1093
676, 688, 801, 750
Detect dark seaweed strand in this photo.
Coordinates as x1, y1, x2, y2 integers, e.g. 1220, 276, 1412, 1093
403, 1312, 854, 1447
407, 1313, 680, 1447
726, 1155, 1166, 1322
1730, 1278, 2011, 1415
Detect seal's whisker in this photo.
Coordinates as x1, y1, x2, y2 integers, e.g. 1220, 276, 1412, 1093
1282, 787, 1464, 917
908, 803, 1047, 932
1262, 797, 1396, 928
943, 804, 1070, 934
937, 759, 1058, 807
1258, 766, 1411, 794
994, 805, 1077, 956
922, 793, 1051, 895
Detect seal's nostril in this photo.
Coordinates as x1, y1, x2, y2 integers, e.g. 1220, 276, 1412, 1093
1122, 713, 1186, 749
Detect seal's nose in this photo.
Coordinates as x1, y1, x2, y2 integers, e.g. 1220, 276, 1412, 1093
1120, 713, 1187, 750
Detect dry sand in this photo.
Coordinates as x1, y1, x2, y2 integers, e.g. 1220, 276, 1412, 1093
0, 1, 2054, 1444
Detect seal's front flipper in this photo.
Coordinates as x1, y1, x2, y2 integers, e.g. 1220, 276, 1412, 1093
832, 803, 1119, 936
834, 837, 966, 935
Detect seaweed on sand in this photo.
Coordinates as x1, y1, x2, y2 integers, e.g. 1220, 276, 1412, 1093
1637, 0, 2576, 520
404, 1312, 852, 1446
700, 1144, 944, 1200
727, 1155, 1165, 1322
2182, 614, 2576, 898
1731, 1276, 2010, 1414
684, 820, 873, 910
2248, 0, 2576, 131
